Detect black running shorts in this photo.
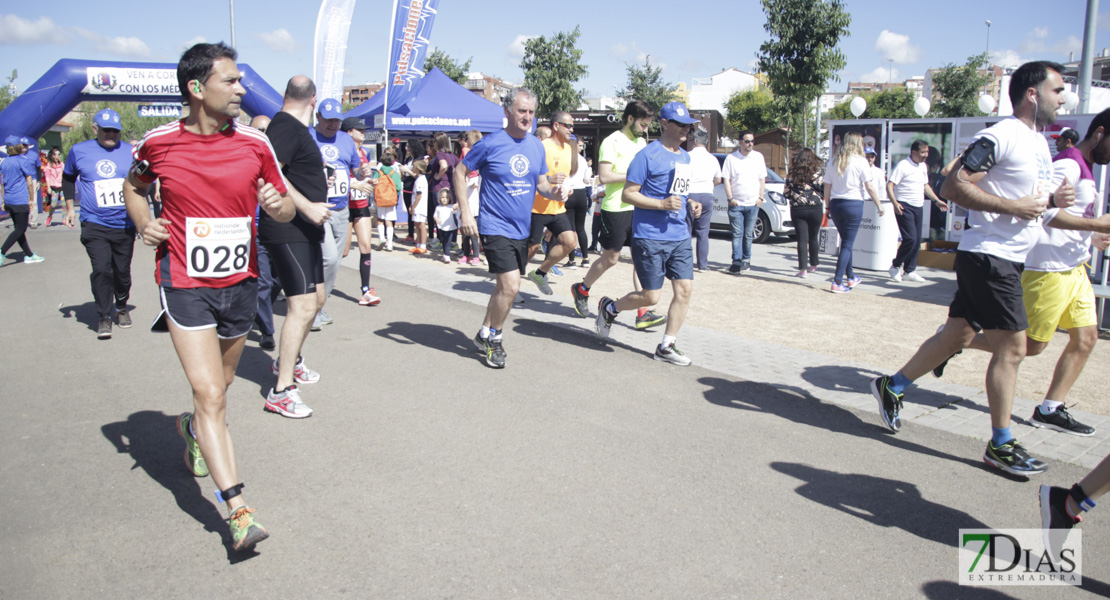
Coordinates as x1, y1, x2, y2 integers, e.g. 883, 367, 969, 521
528, 212, 573, 245
153, 278, 258, 339
599, 209, 634, 250
266, 241, 324, 297
948, 250, 1028, 331
480, 234, 529, 275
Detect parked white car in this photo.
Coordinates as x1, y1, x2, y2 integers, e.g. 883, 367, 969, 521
708, 153, 793, 243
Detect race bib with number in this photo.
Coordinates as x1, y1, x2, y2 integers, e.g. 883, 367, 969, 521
351, 183, 368, 201
94, 178, 125, 208
185, 217, 251, 279
669, 163, 691, 197
327, 168, 350, 199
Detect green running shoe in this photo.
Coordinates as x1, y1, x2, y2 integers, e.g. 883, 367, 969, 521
228, 506, 269, 551
176, 413, 209, 477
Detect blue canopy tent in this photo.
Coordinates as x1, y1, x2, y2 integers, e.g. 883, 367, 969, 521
344, 68, 504, 134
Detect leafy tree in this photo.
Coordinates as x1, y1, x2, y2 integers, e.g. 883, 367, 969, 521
757, 0, 851, 146
930, 52, 992, 118
425, 48, 472, 84
0, 88, 13, 113
616, 56, 676, 113
724, 88, 779, 134
61, 101, 179, 155
827, 87, 918, 120
520, 26, 588, 118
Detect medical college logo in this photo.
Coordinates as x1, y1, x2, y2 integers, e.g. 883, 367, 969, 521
322, 145, 340, 162
509, 154, 530, 177
92, 71, 117, 92
95, 160, 117, 178
958, 529, 1081, 587
192, 221, 211, 238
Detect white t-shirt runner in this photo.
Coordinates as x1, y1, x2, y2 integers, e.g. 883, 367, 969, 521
1026, 149, 1098, 272
888, 157, 929, 208
956, 117, 1053, 264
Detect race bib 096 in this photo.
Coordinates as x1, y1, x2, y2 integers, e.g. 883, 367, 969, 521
185, 217, 251, 279
669, 163, 691, 196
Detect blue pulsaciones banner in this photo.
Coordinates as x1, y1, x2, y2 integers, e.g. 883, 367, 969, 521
385, 0, 441, 112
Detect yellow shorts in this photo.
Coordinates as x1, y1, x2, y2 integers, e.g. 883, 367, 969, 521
1021, 265, 1097, 342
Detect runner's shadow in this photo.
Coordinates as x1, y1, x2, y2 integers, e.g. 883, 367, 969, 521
234, 344, 277, 400
374, 321, 476, 359
800, 364, 981, 415
100, 410, 260, 563
58, 301, 100, 332
331, 289, 362, 305
700, 376, 984, 471
511, 318, 618, 354
771, 461, 988, 547
451, 280, 579, 318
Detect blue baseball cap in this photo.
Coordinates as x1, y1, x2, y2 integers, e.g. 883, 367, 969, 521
94, 108, 122, 130
317, 99, 343, 120
864, 146, 877, 155
659, 101, 699, 125
4, 135, 20, 146
20, 136, 33, 146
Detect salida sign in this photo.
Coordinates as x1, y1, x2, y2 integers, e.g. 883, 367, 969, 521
83, 67, 180, 97
959, 529, 1081, 587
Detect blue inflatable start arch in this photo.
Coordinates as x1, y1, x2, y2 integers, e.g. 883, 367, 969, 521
0, 59, 282, 141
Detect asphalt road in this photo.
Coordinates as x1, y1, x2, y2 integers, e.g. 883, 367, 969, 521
1, 227, 1106, 599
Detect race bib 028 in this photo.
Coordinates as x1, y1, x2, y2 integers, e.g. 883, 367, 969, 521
185, 217, 251, 279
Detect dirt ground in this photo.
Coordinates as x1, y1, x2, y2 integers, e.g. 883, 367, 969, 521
549, 256, 1110, 419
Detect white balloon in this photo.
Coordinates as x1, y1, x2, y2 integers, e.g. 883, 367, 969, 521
1064, 91, 1079, 111
913, 97, 931, 117
978, 95, 996, 114
850, 96, 867, 117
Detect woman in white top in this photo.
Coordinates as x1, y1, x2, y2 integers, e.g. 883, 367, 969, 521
822, 131, 884, 293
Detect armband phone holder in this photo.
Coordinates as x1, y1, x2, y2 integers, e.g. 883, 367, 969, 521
961, 137, 996, 173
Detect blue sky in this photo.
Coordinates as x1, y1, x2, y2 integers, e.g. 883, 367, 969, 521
1, 1, 1107, 101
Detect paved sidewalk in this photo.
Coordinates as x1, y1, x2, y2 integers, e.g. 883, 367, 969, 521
360, 235, 1110, 470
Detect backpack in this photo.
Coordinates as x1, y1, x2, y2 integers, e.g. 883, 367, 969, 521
375, 167, 398, 207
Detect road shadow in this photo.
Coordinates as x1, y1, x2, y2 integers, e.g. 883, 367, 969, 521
920, 581, 1017, 599
100, 410, 260, 563
374, 321, 477, 360
800, 364, 982, 416
451, 279, 579, 319
772, 461, 988, 547
700, 376, 986, 471
330, 289, 362, 306
512, 318, 619, 355
58, 301, 100, 332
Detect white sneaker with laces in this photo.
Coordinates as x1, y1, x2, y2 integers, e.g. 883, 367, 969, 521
888, 266, 902, 282
904, 271, 925, 282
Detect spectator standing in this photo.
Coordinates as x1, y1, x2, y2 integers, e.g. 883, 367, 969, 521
887, 140, 944, 283
822, 131, 883, 293
784, 147, 825, 278
686, 128, 721, 272
722, 131, 767, 273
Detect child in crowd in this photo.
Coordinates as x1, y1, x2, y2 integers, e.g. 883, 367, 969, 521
458, 130, 483, 265
433, 188, 459, 264
375, 149, 402, 251
408, 160, 429, 254
41, 147, 65, 227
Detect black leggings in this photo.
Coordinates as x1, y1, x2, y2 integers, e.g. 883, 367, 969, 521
790, 204, 824, 271
1, 207, 32, 256
564, 188, 590, 259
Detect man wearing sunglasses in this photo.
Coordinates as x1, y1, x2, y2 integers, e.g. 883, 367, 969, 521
525, 111, 580, 294
722, 131, 767, 273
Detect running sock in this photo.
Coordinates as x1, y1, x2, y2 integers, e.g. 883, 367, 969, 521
489, 327, 501, 340
189, 415, 197, 438
889, 371, 912, 394
605, 301, 619, 317
480, 325, 491, 339
536, 269, 547, 278
359, 253, 372, 288
579, 283, 590, 293
377, 222, 385, 242
991, 427, 1014, 447
386, 226, 394, 242
662, 334, 676, 347
637, 307, 647, 318
1040, 399, 1063, 415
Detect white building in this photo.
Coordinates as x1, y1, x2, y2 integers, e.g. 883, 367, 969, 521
819, 92, 851, 115
686, 68, 759, 114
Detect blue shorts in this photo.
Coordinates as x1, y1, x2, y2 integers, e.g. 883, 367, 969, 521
631, 238, 693, 290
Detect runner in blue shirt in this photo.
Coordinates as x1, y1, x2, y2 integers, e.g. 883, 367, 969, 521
62, 109, 137, 338
453, 87, 567, 369
594, 102, 702, 366
1, 135, 43, 264
310, 98, 369, 329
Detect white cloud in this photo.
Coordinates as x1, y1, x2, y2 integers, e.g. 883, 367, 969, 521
990, 49, 1024, 68
1054, 35, 1082, 56
0, 14, 69, 45
73, 28, 151, 58
610, 42, 631, 57
181, 36, 207, 51
875, 30, 921, 64
508, 34, 535, 58
256, 28, 296, 53
859, 66, 899, 83
1032, 26, 1050, 39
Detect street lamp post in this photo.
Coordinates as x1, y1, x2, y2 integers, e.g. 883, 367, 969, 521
985, 20, 991, 54
887, 58, 893, 85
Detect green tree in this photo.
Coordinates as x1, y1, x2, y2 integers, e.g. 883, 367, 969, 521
616, 56, 676, 113
930, 52, 992, 117
0, 88, 13, 113
724, 88, 779, 134
757, 0, 851, 147
520, 27, 588, 118
425, 48, 472, 84
61, 101, 179, 155
828, 87, 918, 120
